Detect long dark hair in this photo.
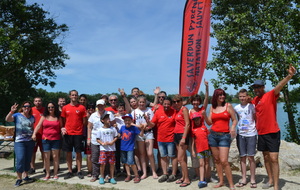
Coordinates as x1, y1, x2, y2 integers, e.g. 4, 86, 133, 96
44, 102, 60, 118
211, 89, 226, 109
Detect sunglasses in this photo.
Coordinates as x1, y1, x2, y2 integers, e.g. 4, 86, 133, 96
172, 100, 181, 103
158, 96, 165, 99
23, 105, 31, 108
48, 106, 55, 109
110, 99, 117, 102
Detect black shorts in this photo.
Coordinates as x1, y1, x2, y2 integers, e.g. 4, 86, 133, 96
62, 135, 84, 152
257, 131, 280, 152
174, 133, 189, 145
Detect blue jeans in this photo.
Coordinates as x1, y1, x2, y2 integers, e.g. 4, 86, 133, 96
158, 141, 176, 158
121, 150, 135, 165
14, 141, 35, 173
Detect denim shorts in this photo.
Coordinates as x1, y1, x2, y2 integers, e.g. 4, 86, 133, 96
236, 135, 257, 157
42, 139, 60, 152
158, 141, 176, 158
121, 150, 135, 165
208, 132, 231, 147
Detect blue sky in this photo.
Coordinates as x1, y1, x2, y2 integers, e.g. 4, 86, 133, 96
27, 0, 252, 96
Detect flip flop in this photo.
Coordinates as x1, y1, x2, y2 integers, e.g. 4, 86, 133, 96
176, 179, 184, 184
236, 182, 247, 187
250, 183, 257, 188
179, 182, 190, 187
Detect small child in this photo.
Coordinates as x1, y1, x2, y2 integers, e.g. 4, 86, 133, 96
119, 113, 144, 183
96, 114, 118, 184
234, 89, 257, 188
191, 112, 210, 188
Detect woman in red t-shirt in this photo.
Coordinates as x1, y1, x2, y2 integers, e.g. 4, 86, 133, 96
32, 102, 61, 180
172, 95, 191, 187
202, 89, 237, 189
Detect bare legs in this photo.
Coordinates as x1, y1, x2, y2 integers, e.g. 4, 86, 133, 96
263, 151, 279, 190
211, 146, 234, 188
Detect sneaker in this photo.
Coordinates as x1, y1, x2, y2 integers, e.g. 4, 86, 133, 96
28, 168, 35, 174
64, 172, 73, 180
124, 175, 131, 182
14, 179, 22, 187
133, 177, 141, 183
99, 177, 105, 184
110, 178, 117, 184
23, 176, 34, 183
158, 174, 168, 183
166, 174, 176, 182
198, 181, 208, 188
52, 176, 59, 180
42, 176, 50, 181
77, 172, 84, 179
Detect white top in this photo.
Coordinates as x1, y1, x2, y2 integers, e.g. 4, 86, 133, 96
96, 127, 118, 151
234, 103, 257, 137
132, 107, 154, 126
88, 111, 115, 145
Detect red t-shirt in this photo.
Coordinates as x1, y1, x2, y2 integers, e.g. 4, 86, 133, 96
252, 90, 279, 135
174, 106, 188, 134
61, 104, 87, 135
42, 119, 61, 140
32, 107, 45, 136
192, 125, 209, 153
151, 108, 176, 142
105, 106, 118, 114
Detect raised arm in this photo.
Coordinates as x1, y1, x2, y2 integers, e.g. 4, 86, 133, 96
203, 80, 209, 109
5, 103, 18, 122
150, 86, 161, 107
274, 64, 296, 96
118, 88, 131, 113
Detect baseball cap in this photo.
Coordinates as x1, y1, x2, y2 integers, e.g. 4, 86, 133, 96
96, 99, 105, 106
252, 80, 265, 86
122, 114, 133, 120
191, 112, 201, 119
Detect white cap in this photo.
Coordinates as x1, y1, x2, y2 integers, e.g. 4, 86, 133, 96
96, 99, 105, 106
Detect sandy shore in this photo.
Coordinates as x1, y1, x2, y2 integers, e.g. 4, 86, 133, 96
0, 155, 299, 190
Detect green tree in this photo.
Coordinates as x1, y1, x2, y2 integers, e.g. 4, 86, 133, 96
0, 0, 69, 122
208, 0, 300, 143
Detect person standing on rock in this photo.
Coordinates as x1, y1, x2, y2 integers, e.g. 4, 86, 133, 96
234, 89, 257, 188
251, 64, 296, 190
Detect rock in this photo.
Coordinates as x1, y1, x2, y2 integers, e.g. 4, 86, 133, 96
229, 139, 300, 172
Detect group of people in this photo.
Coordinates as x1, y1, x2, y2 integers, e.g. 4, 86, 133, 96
5, 64, 296, 190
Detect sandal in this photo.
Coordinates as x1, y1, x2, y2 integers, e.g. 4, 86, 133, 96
133, 177, 141, 183
236, 182, 247, 187
250, 182, 257, 188
176, 179, 184, 184
213, 183, 224, 188
42, 176, 50, 181
179, 182, 190, 187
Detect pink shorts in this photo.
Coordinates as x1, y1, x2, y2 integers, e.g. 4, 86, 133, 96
98, 151, 116, 165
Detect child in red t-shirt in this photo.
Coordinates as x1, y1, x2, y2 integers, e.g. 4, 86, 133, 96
191, 112, 210, 188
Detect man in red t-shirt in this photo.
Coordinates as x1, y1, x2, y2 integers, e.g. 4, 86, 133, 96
30, 97, 45, 174
251, 64, 296, 190
148, 98, 178, 183
105, 95, 118, 114
61, 90, 87, 180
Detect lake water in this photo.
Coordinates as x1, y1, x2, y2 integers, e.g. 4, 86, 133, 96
186, 102, 300, 140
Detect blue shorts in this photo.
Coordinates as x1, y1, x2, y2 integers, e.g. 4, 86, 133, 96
236, 135, 257, 157
208, 132, 231, 148
42, 139, 61, 152
121, 150, 135, 165
158, 141, 176, 158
